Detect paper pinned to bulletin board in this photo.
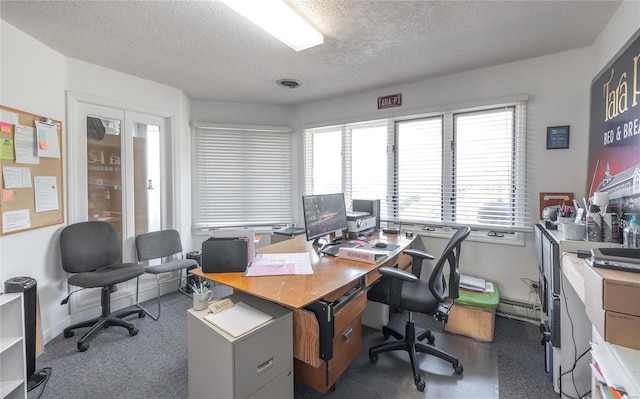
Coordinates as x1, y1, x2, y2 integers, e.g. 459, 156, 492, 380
539, 192, 573, 220
0, 105, 63, 235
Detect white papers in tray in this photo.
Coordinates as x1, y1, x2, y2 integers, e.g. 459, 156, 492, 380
460, 275, 486, 290
203, 302, 273, 338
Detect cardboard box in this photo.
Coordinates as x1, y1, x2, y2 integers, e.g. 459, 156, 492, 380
444, 303, 495, 342
586, 301, 640, 350
583, 263, 640, 317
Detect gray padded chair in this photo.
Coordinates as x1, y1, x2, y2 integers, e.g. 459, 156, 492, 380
135, 229, 198, 320
59, 221, 145, 352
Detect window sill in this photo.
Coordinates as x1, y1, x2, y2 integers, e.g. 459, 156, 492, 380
403, 226, 526, 247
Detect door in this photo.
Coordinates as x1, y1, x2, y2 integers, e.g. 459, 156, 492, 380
68, 96, 171, 315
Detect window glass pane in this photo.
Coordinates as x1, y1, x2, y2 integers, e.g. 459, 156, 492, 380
87, 116, 122, 236
133, 123, 161, 237
351, 125, 387, 203
397, 118, 443, 223
455, 108, 514, 226
311, 130, 342, 194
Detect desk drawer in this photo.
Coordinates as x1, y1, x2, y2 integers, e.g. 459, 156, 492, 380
328, 315, 362, 387
293, 289, 366, 392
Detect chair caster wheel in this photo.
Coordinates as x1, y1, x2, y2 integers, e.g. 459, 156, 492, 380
77, 342, 89, 352
369, 354, 378, 364
129, 328, 139, 336
416, 380, 425, 392
454, 364, 463, 374
63, 330, 74, 338
427, 335, 435, 344
138, 311, 146, 318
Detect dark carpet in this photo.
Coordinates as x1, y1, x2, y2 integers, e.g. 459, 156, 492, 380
28, 287, 557, 399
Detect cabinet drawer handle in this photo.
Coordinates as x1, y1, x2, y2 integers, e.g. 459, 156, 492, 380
257, 357, 274, 375
342, 327, 353, 341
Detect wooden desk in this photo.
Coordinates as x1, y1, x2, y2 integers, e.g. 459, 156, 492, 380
190, 232, 415, 392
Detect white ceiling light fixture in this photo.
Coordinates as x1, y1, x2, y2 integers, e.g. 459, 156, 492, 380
220, 0, 324, 51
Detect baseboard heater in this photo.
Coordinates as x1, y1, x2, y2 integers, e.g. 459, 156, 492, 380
497, 298, 540, 324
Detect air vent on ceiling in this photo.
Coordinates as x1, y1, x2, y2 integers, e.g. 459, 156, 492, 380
276, 79, 301, 89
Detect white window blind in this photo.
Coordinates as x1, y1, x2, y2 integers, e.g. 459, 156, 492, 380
193, 125, 293, 229
303, 99, 530, 233
395, 117, 443, 224
450, 106, 526, 229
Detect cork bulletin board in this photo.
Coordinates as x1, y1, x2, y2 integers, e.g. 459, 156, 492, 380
0, 105, 64, 235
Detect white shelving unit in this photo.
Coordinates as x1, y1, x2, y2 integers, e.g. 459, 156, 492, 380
0, 293, 27, 399
591, 326, 640, 399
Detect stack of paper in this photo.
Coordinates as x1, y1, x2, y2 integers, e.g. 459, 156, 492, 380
203, 302, 273, 338
459, 275, 495, 293
460, 275, 486, 290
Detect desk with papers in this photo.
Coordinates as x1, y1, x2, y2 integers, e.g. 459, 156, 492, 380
190, 231, 415, 392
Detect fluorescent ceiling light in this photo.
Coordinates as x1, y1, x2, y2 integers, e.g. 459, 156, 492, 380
221, 0, 324, 51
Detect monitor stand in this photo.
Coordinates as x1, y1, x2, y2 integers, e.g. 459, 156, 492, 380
314, 234, 341, 254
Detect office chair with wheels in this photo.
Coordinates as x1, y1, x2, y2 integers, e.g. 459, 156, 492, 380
367, 226, 471, 392
134, 229, 199, 320
59, 221, 145, 352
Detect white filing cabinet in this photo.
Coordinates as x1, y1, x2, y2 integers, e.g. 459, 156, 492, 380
187, 292, 293, 399
0, 293, 27, 399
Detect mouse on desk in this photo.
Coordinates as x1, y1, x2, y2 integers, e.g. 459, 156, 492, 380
374, 242, 388, 249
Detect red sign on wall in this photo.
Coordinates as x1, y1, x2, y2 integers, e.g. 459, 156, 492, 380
377, 93, 402, 109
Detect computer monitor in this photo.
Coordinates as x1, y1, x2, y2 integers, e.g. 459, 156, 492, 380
302, 193, 349, 245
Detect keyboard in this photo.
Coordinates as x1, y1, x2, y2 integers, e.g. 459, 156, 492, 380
321, 242, 359, 257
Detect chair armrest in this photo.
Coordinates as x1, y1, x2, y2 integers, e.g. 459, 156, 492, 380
403, 249, 435, 278
378, 267, 418, 283
403, 249, 435, 261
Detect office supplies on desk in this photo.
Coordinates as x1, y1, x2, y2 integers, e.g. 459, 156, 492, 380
203, 301, 273, 338
244, 253, 313, 276
362, 242, 400, 252
338, 246, 386, 263
321, 241, 358, 256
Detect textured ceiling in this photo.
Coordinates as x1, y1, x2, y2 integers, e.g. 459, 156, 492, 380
0, 0, 622, 106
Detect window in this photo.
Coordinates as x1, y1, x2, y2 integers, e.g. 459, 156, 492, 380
193, 125, 293, 229
304, 99, 529, 234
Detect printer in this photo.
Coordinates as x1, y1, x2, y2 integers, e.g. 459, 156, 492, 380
346, 211, 377, 238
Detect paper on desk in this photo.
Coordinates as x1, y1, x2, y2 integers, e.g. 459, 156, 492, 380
244, 252, 313, 276
203, 302, 273, 338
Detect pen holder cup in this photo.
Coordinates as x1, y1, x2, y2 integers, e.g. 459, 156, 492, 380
557, 217, 574, 231
562, 223, 586, 241
193, 290, 213, 311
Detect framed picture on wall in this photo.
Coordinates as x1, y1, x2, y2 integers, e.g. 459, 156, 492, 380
546, 125, 570, 149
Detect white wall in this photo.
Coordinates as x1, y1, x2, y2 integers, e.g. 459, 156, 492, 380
0, 21, 191, 342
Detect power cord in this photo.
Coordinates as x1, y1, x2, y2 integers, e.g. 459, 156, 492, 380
32, 367, 52, 399
557, 252, 591, 399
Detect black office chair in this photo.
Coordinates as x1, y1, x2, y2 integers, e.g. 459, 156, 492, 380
367, 226, 471, 392
134, 229, 199, 320
59, 221, 145, 352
